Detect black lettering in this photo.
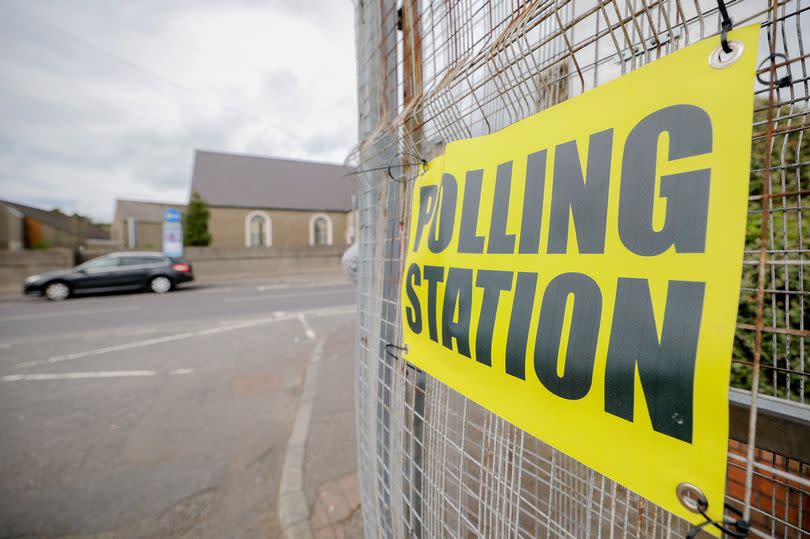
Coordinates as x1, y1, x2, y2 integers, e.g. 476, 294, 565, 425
487, 162, 516, 254
547, 129, 613, 254
619, 105, 712, 256
442, 267, 473, 358
518, 150, 547, 254
423, 265, 445, 343
405, 263, 422, 333
474, 270, 513, 366
505, 272, 537, 379
413, 185, 437, 252
604, 278, 705, 443
458, 170, 485, 253
428, 174, 457, 254
533, 273, 601, 400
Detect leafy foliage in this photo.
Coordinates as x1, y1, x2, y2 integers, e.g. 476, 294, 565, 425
183, 191, 212, 247
731, 100, 809, 400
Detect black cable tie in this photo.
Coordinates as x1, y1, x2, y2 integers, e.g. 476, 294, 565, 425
345, 151, 428, 185
344, 163, 426, 177
757, 53, 794, 89
385, 343, 408, 361
387, 152, 428, 184
686, 500, 750, 539
716, 0, 733, 54
387, 162, 428, 183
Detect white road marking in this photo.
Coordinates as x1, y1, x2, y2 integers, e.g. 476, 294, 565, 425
0, 306, 138, 322
297, 315, 316, 340
86, 327, 163, 339
277, 339, 324, 534
224, 289, 354, 303
257, 284, 289, 291
45, 332, 199, 364
302, 305, 355, 318
257, 281, 351, 292
13, 304, 354, 370
119, 327, 163, 336
42, 319, 277, 366
2, 370, 156, 382
170, 368, 194, 375
14, 360, 41, 368
256, 280, 352, 292
0, 343, 11, 350
196, 287, 233, 294
0, 326, 166, 348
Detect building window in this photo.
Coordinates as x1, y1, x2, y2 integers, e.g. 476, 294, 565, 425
250, 215, 265, 246
309, 213, 333, 246
245, 211, 272, 247
314, 218, 328, 245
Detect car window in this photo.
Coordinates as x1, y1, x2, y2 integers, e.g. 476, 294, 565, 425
81, 256, 120, 270
120, 256, 165, 266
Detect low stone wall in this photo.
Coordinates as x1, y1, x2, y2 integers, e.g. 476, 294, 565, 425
0, 248, 74, 291
0, 246, 348, 292
183, 246, 346, 281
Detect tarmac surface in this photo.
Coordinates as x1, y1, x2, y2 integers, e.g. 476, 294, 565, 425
0, 278, 359, 539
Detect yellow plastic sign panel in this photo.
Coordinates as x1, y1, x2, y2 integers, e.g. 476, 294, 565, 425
401, 26, 758, 528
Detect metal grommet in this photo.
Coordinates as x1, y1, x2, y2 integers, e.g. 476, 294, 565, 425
676, 482, 708, 514
709, 40, 744, 69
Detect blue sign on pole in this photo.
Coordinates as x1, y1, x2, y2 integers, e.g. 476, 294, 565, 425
162, 209, 183, 257
164, 209, 182, 223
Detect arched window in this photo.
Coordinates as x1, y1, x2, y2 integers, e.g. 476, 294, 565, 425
309, 213, 333, 246
313, 217, 328, 245
250, 215, 266, 246
245, 211, 272, 247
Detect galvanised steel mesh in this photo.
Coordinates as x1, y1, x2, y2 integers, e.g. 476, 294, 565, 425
349, 1, 809, 537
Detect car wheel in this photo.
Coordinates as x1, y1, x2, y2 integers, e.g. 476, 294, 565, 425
44, 282, 70, 301
149, 275, 172, 294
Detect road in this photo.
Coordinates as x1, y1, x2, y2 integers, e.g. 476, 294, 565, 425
0, 279, 357, 539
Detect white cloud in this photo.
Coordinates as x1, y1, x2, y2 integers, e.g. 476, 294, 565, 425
0, 1, 358, 222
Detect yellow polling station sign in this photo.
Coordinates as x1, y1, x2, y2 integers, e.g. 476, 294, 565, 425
401, 25, 759, 529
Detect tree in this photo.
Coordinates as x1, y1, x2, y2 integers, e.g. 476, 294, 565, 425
184, 191, 212, 246
731, 99, 809, 400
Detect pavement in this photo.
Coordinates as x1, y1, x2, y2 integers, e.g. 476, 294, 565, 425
0, 276, 362, 539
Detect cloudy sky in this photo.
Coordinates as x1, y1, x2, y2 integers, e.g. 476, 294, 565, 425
0, 1, 357, 222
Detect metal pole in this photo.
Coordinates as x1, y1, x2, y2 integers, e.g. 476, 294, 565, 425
743, 0, 780, 523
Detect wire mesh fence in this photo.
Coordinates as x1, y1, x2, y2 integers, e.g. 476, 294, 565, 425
349, 0, 809, 537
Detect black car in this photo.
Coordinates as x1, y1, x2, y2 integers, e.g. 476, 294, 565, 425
24, 252, 194, 301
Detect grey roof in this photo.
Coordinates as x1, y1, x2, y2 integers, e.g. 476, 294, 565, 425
114, 199, 186, 223
0, 200, 110, 240
190, 150, 355, 212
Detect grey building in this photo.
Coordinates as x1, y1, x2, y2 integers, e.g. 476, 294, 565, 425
113, 150, 357, 250
111, 200, 186, 250
0, 200, 109, 251
189, 150, 356, 249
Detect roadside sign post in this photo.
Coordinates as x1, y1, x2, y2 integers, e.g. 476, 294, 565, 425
162, 209, 183, 258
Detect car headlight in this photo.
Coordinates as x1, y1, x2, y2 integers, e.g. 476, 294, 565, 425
25, 275, 41, 283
